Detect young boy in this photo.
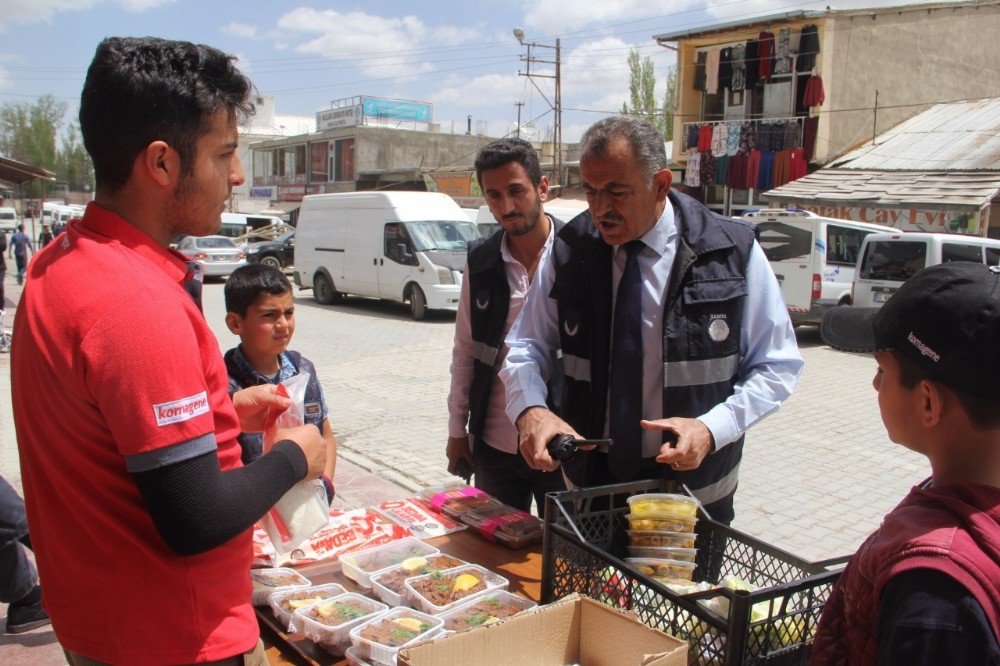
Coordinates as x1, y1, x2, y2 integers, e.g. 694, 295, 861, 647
224, 264, 337, 497
814, 262, 1000, 664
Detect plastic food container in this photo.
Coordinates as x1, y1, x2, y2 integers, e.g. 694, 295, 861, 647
438, 590, 536, 634
627, 546, 698, 562
626, 493, 699, 518
292, 592, 388, 655
349, 607, 443, 665
626, 557, 697, 581
404, 563, 509, 614
339, 537, 439, 588
250, 567, 311, 606
625, 513, 698, 534
344, 646, 373, 666
460, 500, 543, 549
369, 554, 467, 607
269, 583, 347, 630
418, 482, 492, 520
627, 530, 697, 549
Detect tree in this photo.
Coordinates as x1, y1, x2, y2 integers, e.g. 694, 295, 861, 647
57, 122, 95, 193
621, 49, 677, 140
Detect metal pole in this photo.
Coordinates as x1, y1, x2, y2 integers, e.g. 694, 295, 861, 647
554, 38, 562, 190
872, 90, 879, 146
515, 102, 524, 138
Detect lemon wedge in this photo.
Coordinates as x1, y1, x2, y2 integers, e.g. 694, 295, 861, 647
483, 615, 501, 626
400, 556, 428, 573
313, 603, 335, 618
394, 617, 426, 632
288, 597, 323, 609
452, 573, 480, 592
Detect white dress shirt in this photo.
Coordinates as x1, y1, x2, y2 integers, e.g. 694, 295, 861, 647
500, 205, 803, 456
447, 219, 556, 454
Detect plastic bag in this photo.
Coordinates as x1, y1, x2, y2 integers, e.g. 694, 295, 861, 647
259, 372, 330, 556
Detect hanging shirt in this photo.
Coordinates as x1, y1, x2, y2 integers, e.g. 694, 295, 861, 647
718, 47, 733, 92
797, 24, 821, 72
711, 123, 728, 157
757, 31, 775, 80
685, 151, 702, 187
774, 28, 792, 75
726, 121, 741, 156
731, 43, 746, 91
694, 52, 707, 91
705, 48, 721, 95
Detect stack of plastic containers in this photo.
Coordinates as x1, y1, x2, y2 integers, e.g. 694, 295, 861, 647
624, 493, 700, 583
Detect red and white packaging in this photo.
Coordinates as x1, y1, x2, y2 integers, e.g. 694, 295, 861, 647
372, 497, 467, 539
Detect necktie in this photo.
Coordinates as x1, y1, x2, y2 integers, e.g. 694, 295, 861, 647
183, 261, 204, 312
609, 240, 644, 481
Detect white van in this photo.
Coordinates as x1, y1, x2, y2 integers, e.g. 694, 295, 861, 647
0, 206, 16, 232
745, 209, 895, 325
473, 200, 587, 238
853, 232, 1000, 307
220, 212, 284, 242
295, 191, 480, 320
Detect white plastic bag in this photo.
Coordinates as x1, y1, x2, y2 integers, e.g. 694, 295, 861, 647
260, 372, 330, 556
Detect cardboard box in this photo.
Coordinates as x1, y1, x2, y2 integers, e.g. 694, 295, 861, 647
398, 594, 687, 666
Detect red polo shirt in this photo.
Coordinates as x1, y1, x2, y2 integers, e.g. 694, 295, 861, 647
11, 203, 257, 664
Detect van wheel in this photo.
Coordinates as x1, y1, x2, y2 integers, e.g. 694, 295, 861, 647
314, 273, 336, 305
408, 285, 427, 320
260, 255, 282, 270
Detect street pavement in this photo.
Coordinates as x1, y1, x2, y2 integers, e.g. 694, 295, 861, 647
0, 268, 930, 658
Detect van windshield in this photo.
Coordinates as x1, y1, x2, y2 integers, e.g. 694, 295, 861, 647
860, 240, 927, 281
755, 222, 812, 262
404, 220, 480, 251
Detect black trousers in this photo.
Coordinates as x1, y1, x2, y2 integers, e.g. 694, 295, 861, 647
473, 438, 566, 518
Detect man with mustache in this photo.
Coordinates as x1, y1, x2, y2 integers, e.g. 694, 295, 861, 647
501, 116, 802, 531
446, 138, 565, 515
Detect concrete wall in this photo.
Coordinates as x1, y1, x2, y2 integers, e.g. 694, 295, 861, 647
352, 126, 489, 173
820, 2, 1000, 163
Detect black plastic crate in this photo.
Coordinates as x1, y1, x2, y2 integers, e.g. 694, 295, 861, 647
542, 479, 849, 665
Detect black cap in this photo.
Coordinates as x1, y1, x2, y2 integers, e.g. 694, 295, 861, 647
821, 262, 1000, 395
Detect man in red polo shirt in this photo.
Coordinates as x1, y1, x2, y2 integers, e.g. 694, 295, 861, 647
11, 37, 327, 665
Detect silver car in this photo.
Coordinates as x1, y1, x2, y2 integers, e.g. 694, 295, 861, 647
177, 235, 247, 278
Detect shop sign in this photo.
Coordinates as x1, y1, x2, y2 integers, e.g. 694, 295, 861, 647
277, 185, 305, 201
799, 203, 989, 236
361, 96, 432, 123
249, 186, 274, 198
317, 105, 362, 130
423, 171, 482, 198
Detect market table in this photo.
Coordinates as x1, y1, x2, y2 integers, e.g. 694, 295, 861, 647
259, 530, 544, 665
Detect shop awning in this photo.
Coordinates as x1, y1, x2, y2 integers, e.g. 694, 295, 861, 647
764, 169, 1000, 210
0, 155, 56, 186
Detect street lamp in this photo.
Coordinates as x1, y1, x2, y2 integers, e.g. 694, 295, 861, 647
512, 28, 562, 190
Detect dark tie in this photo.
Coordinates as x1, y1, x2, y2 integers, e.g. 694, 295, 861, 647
609, 240, 644, 481
183, 261, 204, 312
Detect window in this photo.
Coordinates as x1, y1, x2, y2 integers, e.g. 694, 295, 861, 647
942, 243, 982, 264
384, 223, 417, 265
309, 142, 328, 183
860, 241, 927, 281
826, 226, 869, 266
986, 248, 1000, 266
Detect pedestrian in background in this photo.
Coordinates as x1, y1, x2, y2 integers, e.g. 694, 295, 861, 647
7, 224, 31, 285
446, 138, 565, 516
37, 224, 53, 249
0, 476, 48, 634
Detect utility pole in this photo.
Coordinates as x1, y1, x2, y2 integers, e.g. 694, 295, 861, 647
872, 90, 879, 146
514, 101, 524, 138
513, 29, 562, 190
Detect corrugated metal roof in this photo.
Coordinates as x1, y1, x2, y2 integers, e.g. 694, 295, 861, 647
763, 169, 1000, 209
829, 98, 1000, 170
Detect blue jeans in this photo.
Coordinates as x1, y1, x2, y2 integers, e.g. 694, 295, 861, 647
14, 254, 26, 283
472, 438, 566, 518
0, 476, 35, 603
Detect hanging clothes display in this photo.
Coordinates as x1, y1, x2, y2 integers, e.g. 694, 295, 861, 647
686, 124, 700, 150
711, 123, 728, 157
700, 151, 717, 187
697, 124, 714, 153
757, 31, 775, 81
726, 121, 741, 156
802, 116, 819, 162
757, 151, 775, 190
694, 51, 707, 92
685, 151, 701, 186
743, 40, 760, 90
745, 150, 762, 189
727, 153, 746, 189
797, 24, 820, 72
789, 148, 807, 180
772, 150, 790, 188
803, 75, 825, 108
730, 43, 746, 91
715, 154, 729, 186
784, 121, 800, 151
774, 28, 792, 75
738, 122, 757, 154
718, 47, 733, 92
705, 48, 721, 95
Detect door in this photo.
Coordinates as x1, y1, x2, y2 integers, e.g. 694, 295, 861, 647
378, 222, 418, 300
822, 224, 876, 305
341, 213, 380, 296
756, 220, 815, 311
855, 239, 928, 307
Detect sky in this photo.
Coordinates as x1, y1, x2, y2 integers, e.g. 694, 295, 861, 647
0, 0, 945, 145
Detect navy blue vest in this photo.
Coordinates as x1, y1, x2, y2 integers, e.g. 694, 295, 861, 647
465, 215, 565, 441
551, 190, 755, 507
224, 349, 326, 465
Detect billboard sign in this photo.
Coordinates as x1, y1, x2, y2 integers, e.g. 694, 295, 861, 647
317, 105, 362, 130
361, 96, 432, 123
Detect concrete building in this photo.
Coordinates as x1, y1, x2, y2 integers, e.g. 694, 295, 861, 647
232, 96, 314, 215
654, 0, 1000, 216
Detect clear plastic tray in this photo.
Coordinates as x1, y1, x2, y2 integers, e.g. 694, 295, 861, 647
250, 567, 311, 606
344, 646, 373, 666
626, 530, 697, 548
269, 583, 347, 630
339, 537, 439, 588
460, 500, 543, 549
292, 592, 388, 655
625, 512, 698, 533
625, 557, 697, 581
438, 590, 536, 634
369, 554, 468, 607
627, 546, 698, 562
418, 482, 492, 520
349, 607, 443, 665
626, 492, 699, 518
404, 563, 509, 614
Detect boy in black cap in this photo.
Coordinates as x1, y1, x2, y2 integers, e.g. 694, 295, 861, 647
812, 262, 1000, 664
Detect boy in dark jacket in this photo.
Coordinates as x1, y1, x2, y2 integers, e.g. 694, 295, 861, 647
224, 264, 337, 498
815, 262, 1000, 665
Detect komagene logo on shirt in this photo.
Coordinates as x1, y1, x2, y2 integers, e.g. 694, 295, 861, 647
153, 392, 210, 426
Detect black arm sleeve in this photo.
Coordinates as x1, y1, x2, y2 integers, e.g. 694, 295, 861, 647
132, 440, 309, 557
